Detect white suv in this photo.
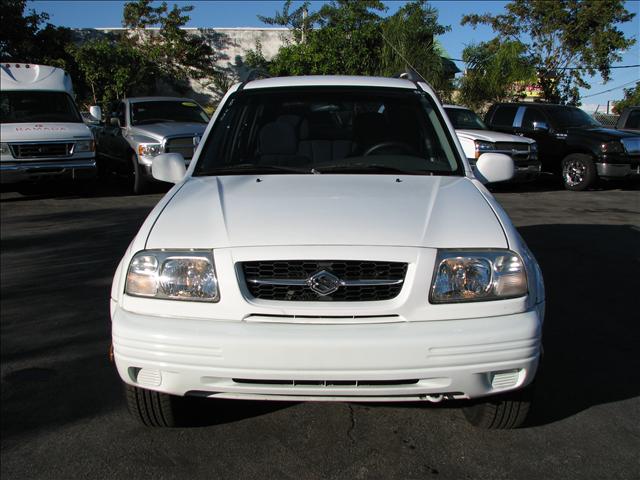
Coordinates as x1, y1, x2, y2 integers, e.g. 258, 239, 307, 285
110, 75, 545, 429
444, 105, 541, 182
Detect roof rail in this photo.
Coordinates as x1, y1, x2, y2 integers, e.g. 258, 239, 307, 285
237, 68, 272, 91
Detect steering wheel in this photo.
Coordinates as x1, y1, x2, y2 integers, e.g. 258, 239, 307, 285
363, 141, 415, 156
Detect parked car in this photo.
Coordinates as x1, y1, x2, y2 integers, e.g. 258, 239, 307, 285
485, 102, 640, 190
1, 63, 96, 186
616, 106, 640, 133
93, 97, 209, 193
110, 75, 545, 430
444, 104, 540, 182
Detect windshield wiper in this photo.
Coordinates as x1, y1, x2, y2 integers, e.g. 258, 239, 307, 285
312, 164, 438, 175
196, 164, 311, 176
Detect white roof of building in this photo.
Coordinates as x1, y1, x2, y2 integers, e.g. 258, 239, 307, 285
243, 75, 418, 90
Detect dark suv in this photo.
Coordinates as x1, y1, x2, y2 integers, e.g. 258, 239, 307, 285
485, 103, 640, 190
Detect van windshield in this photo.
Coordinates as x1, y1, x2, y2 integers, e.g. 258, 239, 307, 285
195, 88, 462, 176
0, 91, 82, 123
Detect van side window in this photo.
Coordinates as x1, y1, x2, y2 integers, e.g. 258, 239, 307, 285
490, 105, 518, 127
521, 108, 546, 131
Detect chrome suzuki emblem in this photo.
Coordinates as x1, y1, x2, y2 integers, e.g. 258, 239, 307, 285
307, 270, 341, 296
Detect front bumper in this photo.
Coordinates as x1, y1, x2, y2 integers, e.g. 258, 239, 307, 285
0, 158, 96, 184
596, 162, 640, 178
112, 305, 542, 402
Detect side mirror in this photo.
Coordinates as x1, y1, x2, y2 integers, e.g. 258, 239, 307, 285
152, 153, 187, 184
89, 105, 102, 122
109, 117, 121, 127
532, 121, 549, 132
473, 153, 514, 184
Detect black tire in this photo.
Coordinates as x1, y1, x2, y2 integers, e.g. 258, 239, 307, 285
125, 383, 179, 427
561, 153, 597, 191
463, 382, 533, 429
130, 153, 148, 195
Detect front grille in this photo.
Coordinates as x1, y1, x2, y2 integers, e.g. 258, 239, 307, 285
494, 142, 530, 158
241, 260, 408, 301
10, 142, 73, 159
232, 378, 419, 387
165, 136, 196, 160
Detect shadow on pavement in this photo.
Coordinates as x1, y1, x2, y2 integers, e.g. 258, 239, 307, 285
519, 223, 640, 426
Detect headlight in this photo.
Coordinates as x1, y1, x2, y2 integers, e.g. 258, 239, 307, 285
75, 139, 95, 152
0, 143, 11, 156
600, 141, 624, 153
529, 142, 538, 152
430, 250, 527, 303
138, 143, 163, 157
474, 140, 495, 158
125, 250, 219, 302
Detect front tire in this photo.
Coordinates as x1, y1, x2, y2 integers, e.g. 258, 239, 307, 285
463, 383, 533, 429
130, 153, 149, 195
561, 153, 597, 191
125, 384, 179, 427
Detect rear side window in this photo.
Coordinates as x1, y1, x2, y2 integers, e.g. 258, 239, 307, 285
521, 107, 547, 131
490, 105, 518, 127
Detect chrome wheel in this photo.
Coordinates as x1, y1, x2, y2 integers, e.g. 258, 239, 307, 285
563, 159, 586, 187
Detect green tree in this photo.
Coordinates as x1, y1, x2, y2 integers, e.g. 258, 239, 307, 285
462, 0, 636, 104
257, 0, 312, 44
267, 0, 387, 76
613, 82, 640, 114
458, 39, 536, 111
380, 0, 452, 97
68, 37, 154, 108
0, 0, 49, 61
122, 0, 217, 88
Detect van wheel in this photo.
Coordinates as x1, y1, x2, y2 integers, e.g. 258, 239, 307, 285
561, 154, 596, 191
125, 383, 179, 427
463, 383, 533, 429
130, 153, 148, 195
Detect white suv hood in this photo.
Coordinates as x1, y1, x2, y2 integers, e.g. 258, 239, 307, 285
146, 175, 507, 249
456, 129, 535, 144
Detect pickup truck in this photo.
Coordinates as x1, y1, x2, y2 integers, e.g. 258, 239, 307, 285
94, 97, 209, 194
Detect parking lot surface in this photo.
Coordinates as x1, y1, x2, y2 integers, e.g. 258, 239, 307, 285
1, 180, 639, 479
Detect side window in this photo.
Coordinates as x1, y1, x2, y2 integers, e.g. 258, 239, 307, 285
625, 110, 640, 129
490, 105, 518, 127
521, 108, 546, 131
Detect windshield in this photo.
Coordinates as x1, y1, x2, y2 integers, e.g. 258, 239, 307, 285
130, 100, 209, 125
195, 88, 462, 176
0, 91, 82, 123
547, 106, 601, 128
445, 107, 488, 130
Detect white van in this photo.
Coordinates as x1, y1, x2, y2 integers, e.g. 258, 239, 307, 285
1, 63, 97, 185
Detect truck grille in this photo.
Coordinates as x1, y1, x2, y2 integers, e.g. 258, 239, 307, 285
165, 136, 197, 160
494, 142, 530, 159
9, 142, 74, 159
241, 260, 408, 301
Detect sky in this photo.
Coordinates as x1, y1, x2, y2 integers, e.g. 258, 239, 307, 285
28, 0, 640, 111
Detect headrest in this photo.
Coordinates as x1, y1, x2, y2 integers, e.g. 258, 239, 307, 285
259, 121, 298, 155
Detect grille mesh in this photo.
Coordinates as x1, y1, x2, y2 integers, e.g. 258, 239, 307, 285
165, 137, 196, 159
11, 143, 73, 158
242, 260, 407, 301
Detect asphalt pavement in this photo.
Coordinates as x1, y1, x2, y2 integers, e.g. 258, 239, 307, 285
1, 179, 639, 479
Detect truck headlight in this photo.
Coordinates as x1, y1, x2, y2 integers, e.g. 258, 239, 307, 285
138, 143, 163, 157
125, 250, 219, 302
430, 250, 527, 303
0, 143, 11, 156
75, 139, 95, 152
474, 140, 494, 158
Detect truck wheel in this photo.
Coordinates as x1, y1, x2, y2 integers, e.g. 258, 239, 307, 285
561, 154, 597, 191
462, 382, 533, 429
130, 153, 148, 195
125, 383, 179, 427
